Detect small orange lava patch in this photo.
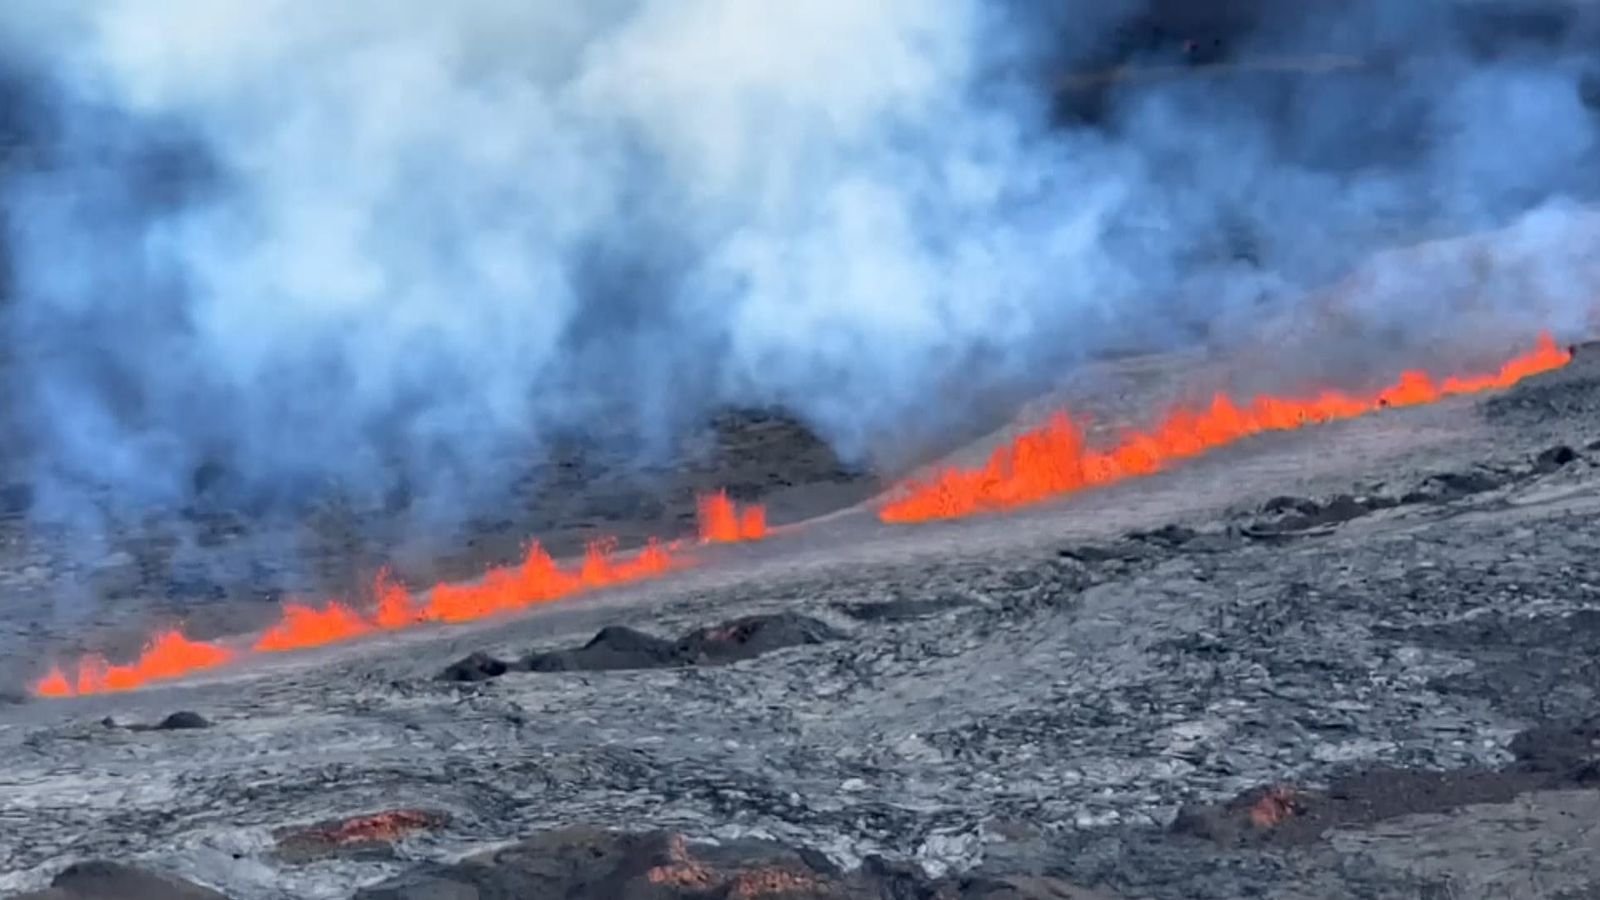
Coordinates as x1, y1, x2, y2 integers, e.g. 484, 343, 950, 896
277, 808, 449, 860
648, 834, 717, 888
321, 809, 443, 845
728, 867, 824, 898
643, 835, 822, 897
646, 862, 717, 889
1248, 785, 1304, 829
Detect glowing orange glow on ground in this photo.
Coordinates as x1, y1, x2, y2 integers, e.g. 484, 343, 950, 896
880, 334, 1572, 523
697, 491, 769, 542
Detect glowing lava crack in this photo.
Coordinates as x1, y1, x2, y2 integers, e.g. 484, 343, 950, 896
33, 492, 769, 698
879, 334, 1573, 524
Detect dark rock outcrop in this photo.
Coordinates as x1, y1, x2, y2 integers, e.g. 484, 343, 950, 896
443, 613, 844, 681
354, 827, 1117, 900
11, 860, 229, 900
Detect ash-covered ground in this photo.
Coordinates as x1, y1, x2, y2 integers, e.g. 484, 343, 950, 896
4, 344, 1600, 899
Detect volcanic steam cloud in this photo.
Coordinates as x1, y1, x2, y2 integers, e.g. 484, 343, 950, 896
1, 1, 1597, 533
4, 1, 1600, 695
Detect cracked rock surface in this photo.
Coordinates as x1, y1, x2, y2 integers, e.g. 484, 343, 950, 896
442, 613, 845, 680
6, 350, 1600, 898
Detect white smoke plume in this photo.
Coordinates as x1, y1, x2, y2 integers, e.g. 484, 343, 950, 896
0, 0, 1597, 531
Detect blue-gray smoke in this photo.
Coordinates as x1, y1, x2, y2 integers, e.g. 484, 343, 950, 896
0, 0, 1597, 536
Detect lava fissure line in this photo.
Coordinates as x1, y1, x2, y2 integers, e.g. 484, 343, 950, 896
878, 333, 1573, 524
29, 337, 1571, 698
34, 492, 770, 698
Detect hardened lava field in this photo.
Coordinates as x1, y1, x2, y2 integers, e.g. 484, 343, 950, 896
7, 344, 1600, 899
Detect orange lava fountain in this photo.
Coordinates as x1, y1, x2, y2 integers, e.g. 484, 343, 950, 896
253, 601, 373, 652
880, 333, 1573, 524
697, 490, 769, 543
418, 538, 676, 625
33, 630, 236, 697
32, 491, 777, 697
27, 326, 1561, 701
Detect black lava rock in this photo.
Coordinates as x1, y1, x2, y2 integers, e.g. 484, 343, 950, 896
523, 625, 682, 672
12, 860, 229, 899
439, 651, 510, 682
838, 597, 966, 623
157, 711, 211, 730
457, 614, 846, 681
676, 613, 843, 666
1534, 444, 1579, 473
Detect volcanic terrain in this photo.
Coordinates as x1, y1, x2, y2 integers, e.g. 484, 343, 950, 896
8, 2, 1600, 897
3, 335, 1600, 899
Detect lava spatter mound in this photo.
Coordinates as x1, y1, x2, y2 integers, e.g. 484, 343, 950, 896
440, 613, 844, 681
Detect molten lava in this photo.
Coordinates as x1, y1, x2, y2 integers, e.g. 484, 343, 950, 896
697, 490, 769, 542
312, 809, 445, 846
372, 568, 416, 630
33, 630, 236, 697
422, 538, 675, 624
1248, 785, 1305, 829
254, 601, 373, 652
880, 334, 1572, 524
34, 516, 709, 696
26, 327, 1561, 702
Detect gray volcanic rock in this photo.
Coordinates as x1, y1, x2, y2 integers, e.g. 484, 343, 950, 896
105, 710, 212, 732
275, 809, 451, 864
837, 596, 970, 623
14, 347, 1600, 900
674, 612, 844, 667
155, 711, 211, 730
10, 861, 229, 900
1169, 745, 1597, 850
441, 613, 846, 679
353, 827, 1117, 900
438, 651, 509, 682
1511, 718, 1600, 778
522, 624, 683, 673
